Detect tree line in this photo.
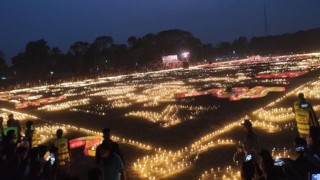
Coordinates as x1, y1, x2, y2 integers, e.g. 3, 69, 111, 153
1, 28, 320, 83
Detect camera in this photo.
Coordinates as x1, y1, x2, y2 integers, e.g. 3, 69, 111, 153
274, 159, 285, 166
49, 153, 56, 165
245, 154, 252, 162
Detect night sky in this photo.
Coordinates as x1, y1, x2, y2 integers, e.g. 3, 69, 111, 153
1, 0, 320, 62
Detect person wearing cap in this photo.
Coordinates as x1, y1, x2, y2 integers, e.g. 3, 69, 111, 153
241, 119, 260, 156
293, 93, 319, 145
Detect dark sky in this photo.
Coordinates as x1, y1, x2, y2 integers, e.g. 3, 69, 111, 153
1, 0, 320, 62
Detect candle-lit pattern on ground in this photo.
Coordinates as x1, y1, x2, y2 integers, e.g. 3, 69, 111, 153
125, 105, 218, 127
133, 139, 234, 179
253, 107, 295, 122
0, 108, 38, 124
0, 53, 320, 179
132, 72, 320, 179
38, 98, 90, 111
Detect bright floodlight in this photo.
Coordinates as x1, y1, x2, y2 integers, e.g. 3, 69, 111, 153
181, 52, 190, 58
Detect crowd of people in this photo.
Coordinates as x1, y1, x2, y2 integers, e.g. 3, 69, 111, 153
0, 114, 76, 180
0, 115, 125, 180
0, 92, 319, 180
234, 93, 320, 180
235, 119, 320, 180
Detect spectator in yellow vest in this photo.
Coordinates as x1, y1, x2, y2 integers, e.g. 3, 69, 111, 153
50, 129, 70, 179
293, 93, 320, 144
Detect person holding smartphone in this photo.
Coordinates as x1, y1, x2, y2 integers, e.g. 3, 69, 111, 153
241, 153, 263, 180
259, 149, 285, 180
290, 137, 318, 180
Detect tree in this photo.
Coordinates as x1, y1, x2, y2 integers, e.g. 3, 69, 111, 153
10, 39, 50, 79
125, 29, 204, 67
108, 44, 128, 68
89, 36, 114, 72
217, 42, 231, 55
127, 36, 138, 49
0, 51, 8, 76
155, 29, 203, 62
231, 36, 248, 55
93, 36, 113, 52
69, 41, 91, 74
69, 41, 89, 56
48, 47, 62, 73
25, 39, 50, 58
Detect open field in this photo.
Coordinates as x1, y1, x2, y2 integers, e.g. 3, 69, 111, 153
1, 53, 320, 179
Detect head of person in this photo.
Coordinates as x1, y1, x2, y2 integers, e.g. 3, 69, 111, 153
102, 128, 111, 140
88, 167, 103, 180
294, 137, 307, 155
56, 128, 63, 138
6, 129, 16, 141
241, 119, 252, 132
298, 93, 305, 101
99, 140, 111, 159
37, 144, 48, 159
236, 145, 245, 152
8, 114, 13, 120
26, 121, 33, 129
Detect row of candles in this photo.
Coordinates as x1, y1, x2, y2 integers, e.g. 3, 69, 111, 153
197, 147, 295, 180
132, 73, 320, 178
1, 53, 320, 179
37, 98, 90, 111
125, 105, 218, 127
0, 108, 153, 151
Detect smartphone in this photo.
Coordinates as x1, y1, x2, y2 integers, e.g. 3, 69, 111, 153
274, 159, 285, 166
49, 153, 56, 165
310, 173, 320, 180
295, 146, 305, 152
245, 154, 252, 162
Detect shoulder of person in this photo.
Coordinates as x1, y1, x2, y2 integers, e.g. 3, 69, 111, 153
110, 153, 122, 163
112, 153, 121, 160
111, 141, 119, 146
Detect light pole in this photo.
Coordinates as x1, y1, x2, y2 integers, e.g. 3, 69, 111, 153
181, 51, 190, 69
181, 52, 190, 59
